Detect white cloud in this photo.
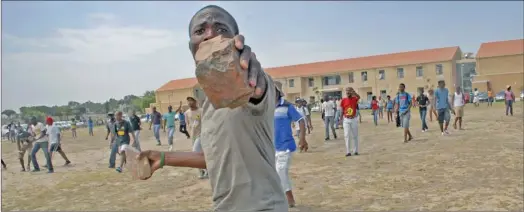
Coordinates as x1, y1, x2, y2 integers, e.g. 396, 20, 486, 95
2, 13, 192, 110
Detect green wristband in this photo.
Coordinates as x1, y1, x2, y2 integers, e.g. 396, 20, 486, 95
159, 152, 165, 169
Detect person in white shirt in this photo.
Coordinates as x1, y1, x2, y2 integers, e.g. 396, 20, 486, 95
334, 98, 342, 129
294, 99, 309, 137
300, 99, 313, 134
45, 117, 71, 167
452, 86, 466, 130
322, 96, 337, 141
473, 88, 480, 107
29, 117, 53, 173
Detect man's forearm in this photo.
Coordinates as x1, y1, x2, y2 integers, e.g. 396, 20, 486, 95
164, 152, 206, 169
298, 120, 306, 141
17, 140, 22, 151
130, 133, 136, 146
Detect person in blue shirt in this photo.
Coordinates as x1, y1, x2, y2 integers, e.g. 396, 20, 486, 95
434, 80, 455, 135
163, 102, 182, 152
87, 117, 94, 136
394, 83, 413, 143
273, 81, 308, 208
178, 110, 190, 139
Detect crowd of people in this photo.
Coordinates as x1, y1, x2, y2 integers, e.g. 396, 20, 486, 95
2, 5, 520, 212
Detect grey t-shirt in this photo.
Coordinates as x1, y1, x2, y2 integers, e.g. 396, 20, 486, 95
201, 72, 288, 212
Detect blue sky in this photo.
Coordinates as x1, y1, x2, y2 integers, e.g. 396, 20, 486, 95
2, 1, 523, 111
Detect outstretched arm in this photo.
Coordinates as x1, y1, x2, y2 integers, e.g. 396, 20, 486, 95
137, 150, 206, 180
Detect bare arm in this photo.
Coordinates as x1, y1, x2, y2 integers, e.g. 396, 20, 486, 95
176, 101, 183, 113
106, 125, 111, 139
405, 98, 412, 114
139, 151, 207, 171
16, 138, 22, 152
185, 112, 189, 127
298, 119, 306, 141
164, 152, 206, 169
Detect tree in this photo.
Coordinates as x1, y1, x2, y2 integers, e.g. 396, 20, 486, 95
68, 101, 80, 108
2, 109, 16, 117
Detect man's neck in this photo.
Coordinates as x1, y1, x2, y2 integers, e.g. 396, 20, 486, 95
190, 106, 198, 111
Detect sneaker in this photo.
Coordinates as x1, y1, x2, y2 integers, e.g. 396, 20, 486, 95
345, 153, 352, 157
156, 142, 161, 146
42, 164, 48, 168
31, 169, 40, 172
354, 152, 359, 156
445, 130, 450, 135
47, 169, 54, 173
168, 145, 173, 152
116, 167, 122, 173
64, 161, 71, 166
441, 132, 445, 136
325, 138, 330, 141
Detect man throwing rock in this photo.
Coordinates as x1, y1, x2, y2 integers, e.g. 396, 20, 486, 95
137, 5, 289, 211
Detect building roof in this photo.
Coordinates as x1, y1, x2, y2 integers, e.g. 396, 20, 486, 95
265, 46, 460, 79
156, 46, 460, 92
156, 77, 198, 92
476, 39, 524, 59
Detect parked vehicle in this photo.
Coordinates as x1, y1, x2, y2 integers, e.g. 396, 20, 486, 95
311, 105, 320, 112
495, 91, 506, 102
477, 92, 489, 103
2, 125, 9, 138
76, 122, 85, 128
358, 101, 371, 110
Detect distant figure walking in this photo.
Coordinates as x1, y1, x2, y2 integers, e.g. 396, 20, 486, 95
88, 117, 94, 136
452, 86, 466, 130
386, 95, 394, 123
371, 96, 379, 126
428, 89, 438, 122
70, 118, 77, 138
322, 96, 337, 141
487, 89, 494, 107
505, 85, 515, 116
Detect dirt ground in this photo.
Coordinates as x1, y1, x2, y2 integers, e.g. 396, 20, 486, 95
2, 102, 523, 211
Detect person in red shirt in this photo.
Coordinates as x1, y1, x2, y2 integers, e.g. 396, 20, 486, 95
371, 96, 379, 126
339, 87, 360, 157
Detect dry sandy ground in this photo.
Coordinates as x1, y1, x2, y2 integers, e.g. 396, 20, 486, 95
2, 102, 523, 211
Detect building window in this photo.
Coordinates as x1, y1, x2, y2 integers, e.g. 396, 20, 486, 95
378, 70, 385, 80
397, 68, 404, 78
380, 90, 387, 98
416, 66, 424, 77
436, 64, 443, 75
288, 79, 295, 87
348, 72, 354, 83
361, 71, 368, 82
308, 78, 314, 87
323, 75, 341, 86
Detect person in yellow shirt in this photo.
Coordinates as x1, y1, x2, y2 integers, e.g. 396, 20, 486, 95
487, 89, 493, 107
70, 118, 77, 138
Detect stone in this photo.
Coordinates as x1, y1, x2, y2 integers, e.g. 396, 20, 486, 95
195, 35, 254, 109
124, 146, 151, 180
